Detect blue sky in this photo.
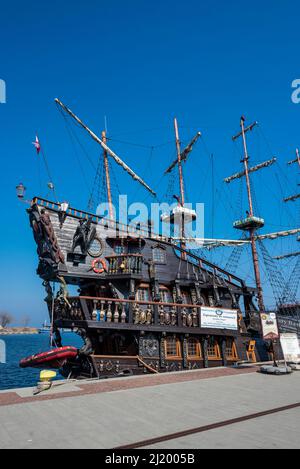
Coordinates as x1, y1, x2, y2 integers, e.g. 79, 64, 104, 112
0, 0, 299, 325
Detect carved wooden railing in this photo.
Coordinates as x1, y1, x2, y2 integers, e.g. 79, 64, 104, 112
55, 296, 201, 328
106, 254, 143, 275
53, 297, 86, 321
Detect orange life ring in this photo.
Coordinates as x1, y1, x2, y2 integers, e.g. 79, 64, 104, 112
92, 258, 107, 274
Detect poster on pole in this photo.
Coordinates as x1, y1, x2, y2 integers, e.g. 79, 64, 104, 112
260, 312, 279, 340
200, 307, 238, 330
280, 333, 300, 363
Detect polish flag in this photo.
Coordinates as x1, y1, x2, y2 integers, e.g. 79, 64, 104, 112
32, 136, 41, 154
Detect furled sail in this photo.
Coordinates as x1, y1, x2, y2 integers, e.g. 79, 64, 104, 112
288, 148, 300, 166
170, 237, 250, 248
288, 157, 299, 165
255, 228, 300, 240
224, 158, 276, 184
283, 193, 300, 203
182, 229, 300, 250
164, 132, 201, 174
274, 251, 300, 260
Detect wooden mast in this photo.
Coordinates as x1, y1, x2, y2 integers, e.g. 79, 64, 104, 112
234, 116, 265, 312
296, 148, 300, 168
279, 148, 300, 258
174, 118, 185, 206
101, 130, 114, 221
285, 148, 300, 202
288, 148, 300, 168
163, 120, 201, 253
174, 118, 186, 254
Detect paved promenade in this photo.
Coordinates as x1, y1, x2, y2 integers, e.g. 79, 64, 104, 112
0, 366, 299, 449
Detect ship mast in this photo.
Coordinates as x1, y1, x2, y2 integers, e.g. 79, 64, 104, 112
284, 148, 300, 203
174, 118, 185, 207
225, 137, 300, 307
101, 130, 114, 221
231, 116, 265, 311
287, 147, 300, 168
165, 119, 201, 202
278, 148, 300, 258
174, 118, 185, 251
163, 119, 201, 252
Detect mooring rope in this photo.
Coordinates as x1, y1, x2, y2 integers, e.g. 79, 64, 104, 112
136, 355, 159, 374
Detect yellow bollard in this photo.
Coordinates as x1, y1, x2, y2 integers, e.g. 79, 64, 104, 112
40, 370, 57, 382
33, 370, 57, 395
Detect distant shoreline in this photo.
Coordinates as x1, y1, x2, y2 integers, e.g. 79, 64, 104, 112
0, 328, 39, 336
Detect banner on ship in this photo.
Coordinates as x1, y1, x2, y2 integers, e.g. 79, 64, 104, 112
260, 312, 279, 340
200, 307, 238, 330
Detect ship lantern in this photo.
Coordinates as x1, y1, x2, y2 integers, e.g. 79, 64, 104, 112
59, 201, 69, 213
58, 201, 69, 227
16, 182, 26, 199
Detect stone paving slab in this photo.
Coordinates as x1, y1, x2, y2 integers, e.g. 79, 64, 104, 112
145, 408, 300, 449
0, 369, 299, 449
15, 383, 83, 398
0, 366, 258, 407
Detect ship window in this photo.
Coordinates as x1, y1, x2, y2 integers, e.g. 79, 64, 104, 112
152, 247, 166, 264
165, 336, 181, 359
159, 287, 172, 303
207, 337, 221, 360
128, 244, 140, 254
136, 285, 151, 302
225, 338, 238, 360
186, 338, 202, 359
114, 241, 126, 255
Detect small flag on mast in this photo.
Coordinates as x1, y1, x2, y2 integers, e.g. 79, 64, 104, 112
32, 135, 41, 154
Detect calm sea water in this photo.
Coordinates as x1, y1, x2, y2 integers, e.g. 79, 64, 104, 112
0, 333, 83, 391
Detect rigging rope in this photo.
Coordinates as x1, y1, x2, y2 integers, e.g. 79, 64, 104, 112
36, 136, 58, 202
87, 152, 106, 212
224, 233, 247, 274
282, 256, 300, 304
257, 239, 288, 306
56, 102, 97, 171
58, 106, 95, 199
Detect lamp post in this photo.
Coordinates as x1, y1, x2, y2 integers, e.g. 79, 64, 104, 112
16, 183, 32, 205
16, 183, 26, 199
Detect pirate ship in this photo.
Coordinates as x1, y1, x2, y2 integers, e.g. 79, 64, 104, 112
20, 101, 299, 378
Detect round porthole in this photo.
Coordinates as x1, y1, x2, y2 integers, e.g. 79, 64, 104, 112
87, 237, 104, 258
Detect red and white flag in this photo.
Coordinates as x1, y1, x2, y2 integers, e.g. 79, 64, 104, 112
32, 135, 41, 154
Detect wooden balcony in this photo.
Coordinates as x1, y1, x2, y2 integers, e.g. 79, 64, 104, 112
52, 296, 237, 337
85, 298, 200, 328
106, 254, 143, 275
